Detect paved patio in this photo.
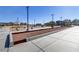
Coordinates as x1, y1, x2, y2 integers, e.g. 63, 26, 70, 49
9, 26, 79, 52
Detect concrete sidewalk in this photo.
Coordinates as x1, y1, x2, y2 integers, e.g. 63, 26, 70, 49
0, 29, 10, 52
9, 26, 79, 52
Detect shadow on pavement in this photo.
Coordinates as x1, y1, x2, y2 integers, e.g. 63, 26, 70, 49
5, 34, 10, 48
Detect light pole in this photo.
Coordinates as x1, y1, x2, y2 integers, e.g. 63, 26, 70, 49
17, 17, 20, 25
16, 17, 19, 31
60, 16, 63, 27
42, 19, 45, 27
60, 17, 62, 21
26, 6, 29, 31
34, 19, 35, 27
51, 14, 54, 28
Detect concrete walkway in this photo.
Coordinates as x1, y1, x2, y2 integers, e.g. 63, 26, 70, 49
0, 29, 10, 52
9, 26, 79, 52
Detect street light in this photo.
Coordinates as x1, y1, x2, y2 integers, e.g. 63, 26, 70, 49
60, 16, 62, 21
16, 17, 20, 25
26, 6, 29, 31
51, 14, 54, 28
60, 16, 63, 27
15, 17, 20, 31
51, 14, 54, 21
34, 19, 35, 27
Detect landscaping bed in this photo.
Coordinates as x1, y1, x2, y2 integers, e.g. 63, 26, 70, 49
12, 27, 68, 45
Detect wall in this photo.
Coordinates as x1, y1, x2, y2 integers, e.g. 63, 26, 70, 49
12, 27, 63, 45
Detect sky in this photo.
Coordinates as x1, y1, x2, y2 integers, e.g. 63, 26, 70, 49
0, 6, 79, 24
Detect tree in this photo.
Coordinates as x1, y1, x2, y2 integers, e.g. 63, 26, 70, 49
72, 19, 79, 25
63, 19, 72, 27
44, 21, 55, 28
56, 20, 63, 25
35, 23, 42, 26
20, 22, 26, 25
56, 20, 64, 27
